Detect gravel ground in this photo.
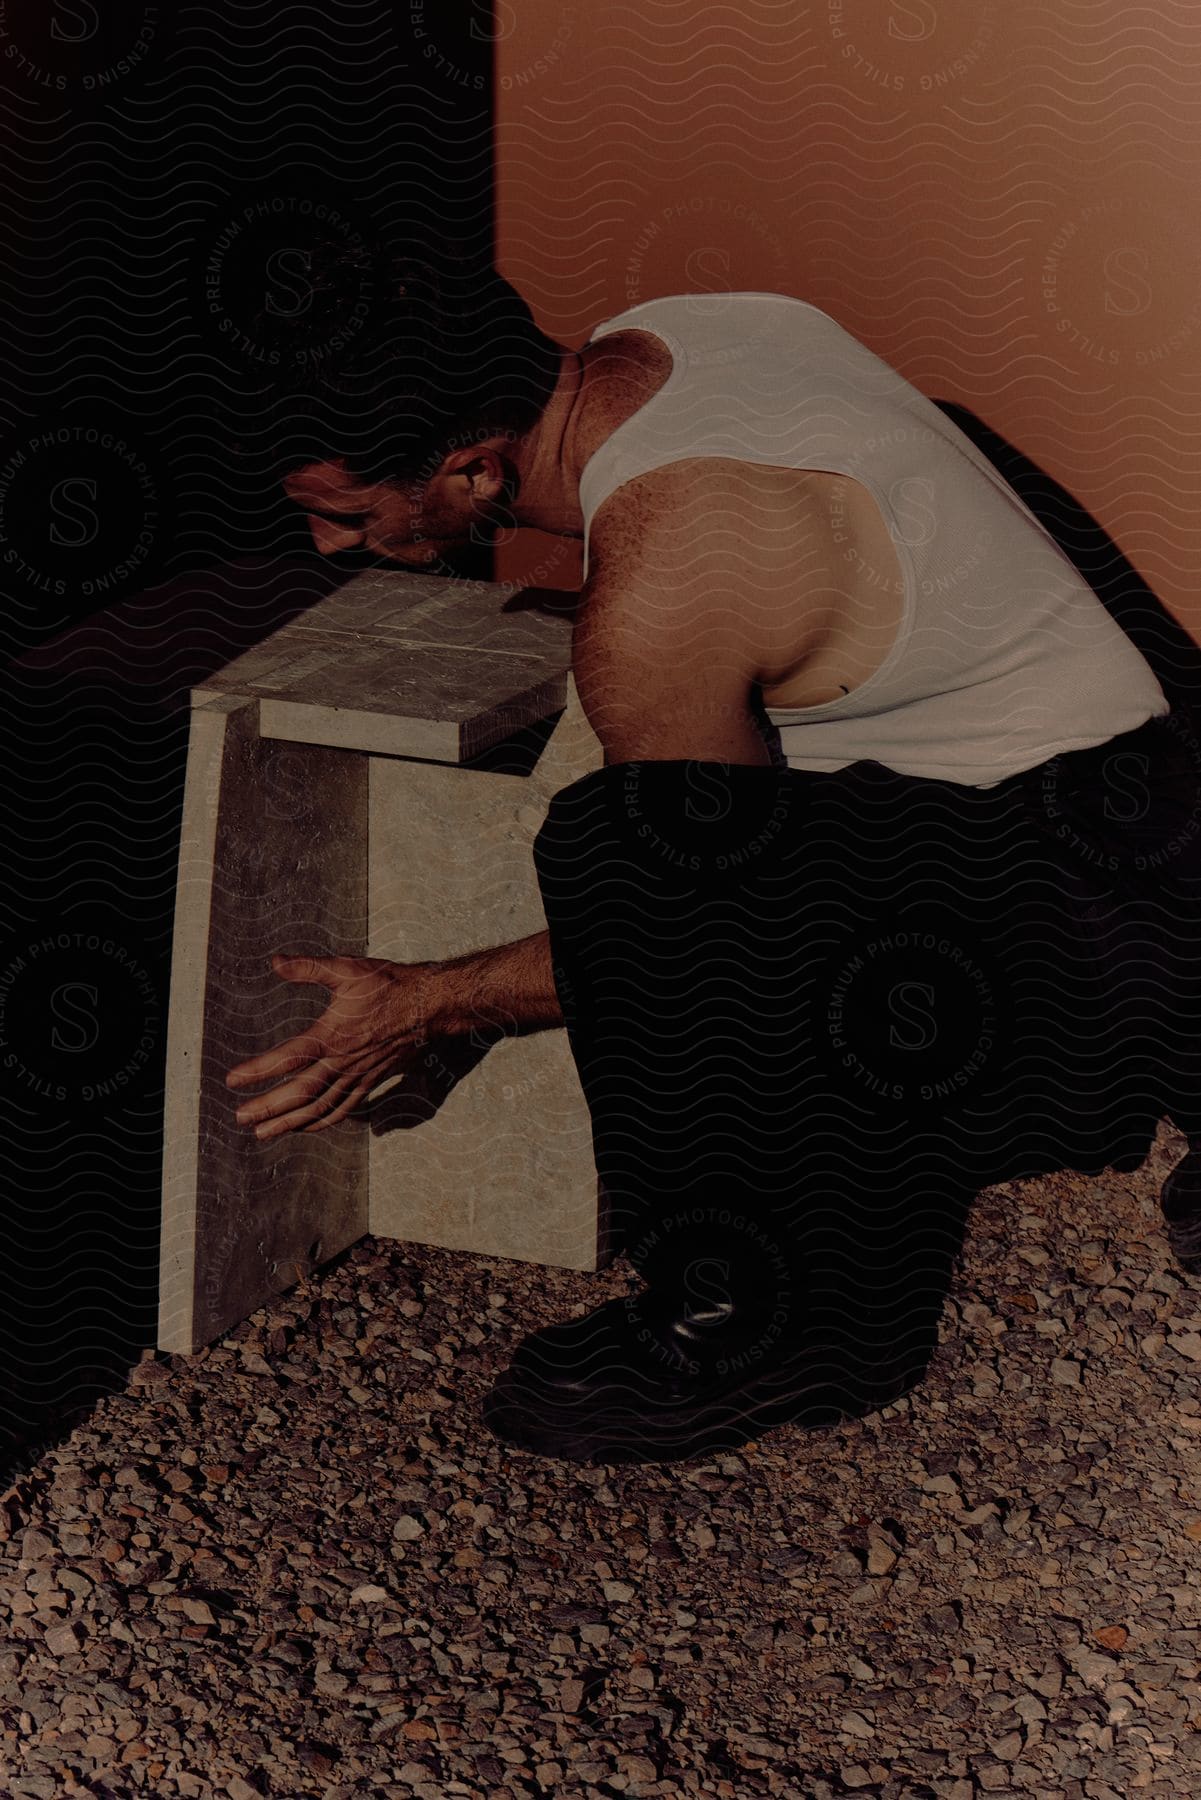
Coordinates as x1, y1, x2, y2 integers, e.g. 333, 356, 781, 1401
2, 1120, 1200, 1800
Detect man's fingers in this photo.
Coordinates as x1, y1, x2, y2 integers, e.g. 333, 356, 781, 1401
300, 1042, 427, 1134
271, 953, 357, 985
233, 1065, 336, 1124
252, 1073, 361, 1140
227, 954, 367, 1089
301, 1083, 370, 1134
226, 1034, 326, 1090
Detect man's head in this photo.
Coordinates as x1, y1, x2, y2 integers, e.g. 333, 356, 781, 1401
254, 237, 562, 562
280, 444, 512, 565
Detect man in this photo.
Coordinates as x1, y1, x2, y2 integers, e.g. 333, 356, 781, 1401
226, 247, 1201, 1464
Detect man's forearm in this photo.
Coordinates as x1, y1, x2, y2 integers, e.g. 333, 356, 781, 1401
422, 929, 565, 1037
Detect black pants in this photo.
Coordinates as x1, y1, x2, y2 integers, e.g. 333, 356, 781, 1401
532, 710, 1201, 1398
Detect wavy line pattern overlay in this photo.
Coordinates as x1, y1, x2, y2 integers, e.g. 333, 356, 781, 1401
0, 3, 492, 1473
495, 0, 1201, 615
1, 3, 1201, 1797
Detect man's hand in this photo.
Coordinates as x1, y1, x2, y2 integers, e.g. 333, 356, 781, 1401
225, 953, 436, 1140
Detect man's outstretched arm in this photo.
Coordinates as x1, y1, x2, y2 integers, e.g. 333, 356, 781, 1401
430, 927, 564, 1036
225, 930, 563, 1141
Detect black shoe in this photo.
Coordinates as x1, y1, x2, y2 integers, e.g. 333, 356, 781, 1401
505, 1290, 764, 1399
1162, 1146, 1201, 1276
481, 1296, 916, 1465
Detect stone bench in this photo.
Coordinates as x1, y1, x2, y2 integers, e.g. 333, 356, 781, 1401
158, 570, 608, 1355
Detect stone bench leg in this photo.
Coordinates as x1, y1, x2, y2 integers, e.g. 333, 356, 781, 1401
367, 674, 608, 1271
158, 695, 370, 1354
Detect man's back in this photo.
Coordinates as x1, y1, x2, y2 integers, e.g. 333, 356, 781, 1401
575, 292, 1168, 786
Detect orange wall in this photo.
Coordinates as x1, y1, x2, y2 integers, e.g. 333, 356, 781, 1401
495, 0, 1201, 641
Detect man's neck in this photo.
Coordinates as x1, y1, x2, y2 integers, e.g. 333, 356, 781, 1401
503, 345, 591, 538
492, 329, 672, 542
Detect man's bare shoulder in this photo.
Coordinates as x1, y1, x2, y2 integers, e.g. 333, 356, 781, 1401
581, 458, 856, 708
571, 458, 778, 764
586, 456, 836, 588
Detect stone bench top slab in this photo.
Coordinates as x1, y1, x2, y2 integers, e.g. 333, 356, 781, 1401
197, 569, 576, 764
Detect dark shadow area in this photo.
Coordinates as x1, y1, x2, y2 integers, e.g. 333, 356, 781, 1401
462, 707, 566, 776
932, 399, 1201, 714
501, 585, 582, 622
367, 1035, 499, 1136
0, 1, 494, 1486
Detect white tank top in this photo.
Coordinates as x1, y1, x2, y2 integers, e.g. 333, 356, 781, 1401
578, 293, 1169, 787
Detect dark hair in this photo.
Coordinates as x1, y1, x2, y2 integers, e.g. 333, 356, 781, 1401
244, 235, 563, 487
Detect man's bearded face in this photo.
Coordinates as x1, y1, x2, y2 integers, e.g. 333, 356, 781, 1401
282, 457, 495, 564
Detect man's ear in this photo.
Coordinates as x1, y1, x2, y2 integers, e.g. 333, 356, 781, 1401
441, 444, 507, 504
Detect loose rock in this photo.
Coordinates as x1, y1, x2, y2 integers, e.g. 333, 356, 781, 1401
0, 1125, 1198, 1795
